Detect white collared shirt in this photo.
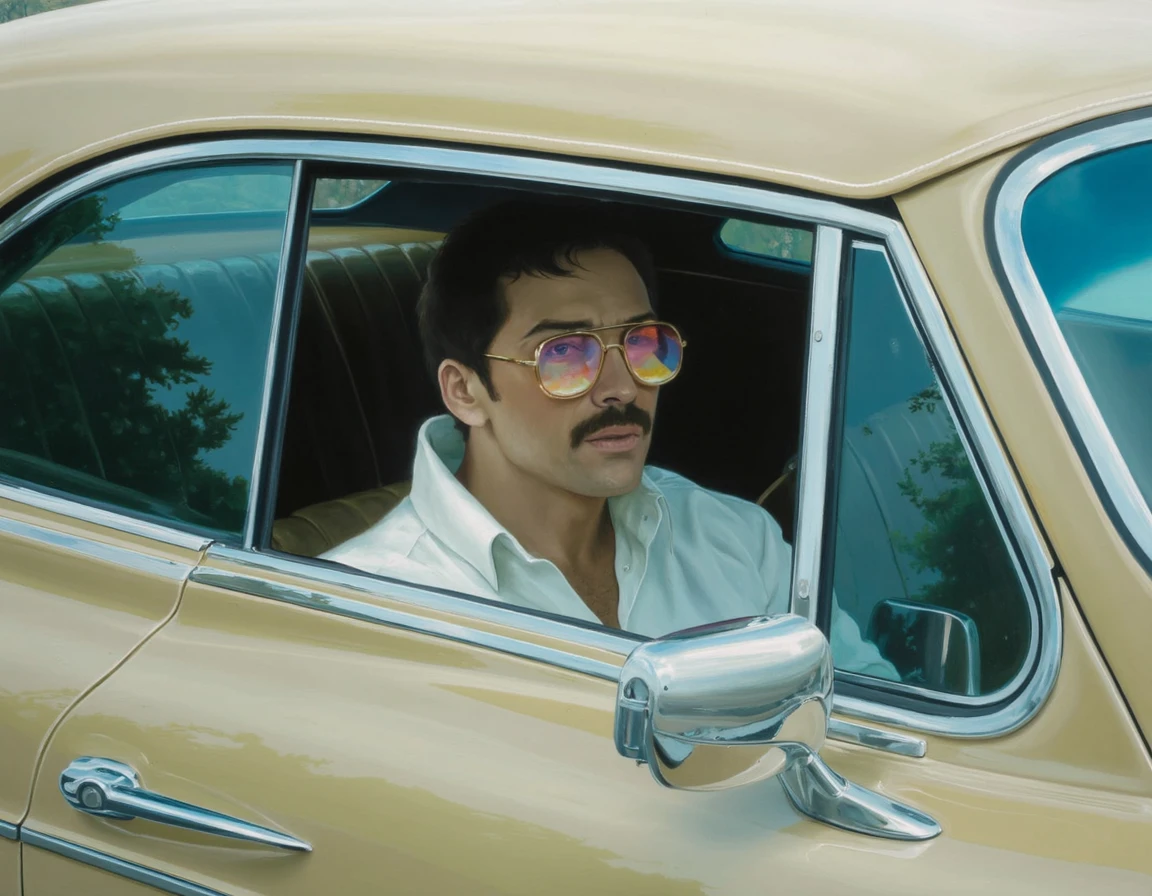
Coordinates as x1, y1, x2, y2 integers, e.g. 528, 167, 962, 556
323, 415, 893, 676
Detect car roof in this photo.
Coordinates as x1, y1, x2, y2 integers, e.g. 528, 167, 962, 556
2, 0, 1152, 203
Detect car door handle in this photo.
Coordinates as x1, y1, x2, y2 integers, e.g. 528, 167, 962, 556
59, 757, 311, 853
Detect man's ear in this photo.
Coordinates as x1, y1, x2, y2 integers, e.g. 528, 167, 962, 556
438, 359, 490, 429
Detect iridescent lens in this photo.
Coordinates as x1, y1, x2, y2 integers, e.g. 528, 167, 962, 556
624, 324, 683, 385
538, 333, 604, 397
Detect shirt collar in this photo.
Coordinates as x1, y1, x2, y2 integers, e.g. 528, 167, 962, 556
408, 415, 666, 589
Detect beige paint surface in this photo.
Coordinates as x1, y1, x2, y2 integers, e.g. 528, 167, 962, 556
0, 498, 198, 823
21, 565, 1152, 894
3, 0, 1152, 204
24, 846, 161, 895
898, 156, 1152, 738
0, 839, 19, 895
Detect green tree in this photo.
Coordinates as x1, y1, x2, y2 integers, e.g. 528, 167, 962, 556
0, 195, 248, 532
892, 386, 1031, 691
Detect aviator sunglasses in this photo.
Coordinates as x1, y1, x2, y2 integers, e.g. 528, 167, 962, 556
485, 321, 686, 399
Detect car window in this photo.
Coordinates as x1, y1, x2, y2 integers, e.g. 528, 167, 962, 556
1020, 140, 1152, 512
826, 244, 1032, 696
719, 218, 813, 264
269, 182, 813, 639
116, 168, 293, 218
0, 162, 295, 536
312, 178, 390, 210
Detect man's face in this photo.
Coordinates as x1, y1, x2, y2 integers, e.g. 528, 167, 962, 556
478, 247, 659, 497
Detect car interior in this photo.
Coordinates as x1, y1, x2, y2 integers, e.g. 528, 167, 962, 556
267, 174, 813, 558
0, 163, 1032, 691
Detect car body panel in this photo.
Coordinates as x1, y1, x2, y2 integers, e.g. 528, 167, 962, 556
20, 560, 1152, 894
4, 0, 1152, 204
0, 839, 18, 895
1, 1, 1151, 889
0, 494, 199, 826
897, 154, 1152, 739
23, 848, 159, 896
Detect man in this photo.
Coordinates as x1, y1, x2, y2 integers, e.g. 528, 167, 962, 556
324, 200, 892, 676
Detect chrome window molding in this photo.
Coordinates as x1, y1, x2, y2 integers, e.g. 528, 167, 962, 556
0, 480, 212, 553
0, 820, 17, 840
991, 113, 1152, 569
199, 549, 922, 757
197, 545, 633, 681
831, 244, 1042, 710
244, 159, 306, 549
21, 828, 228, 896
826, 718, 927, 759
790, 226, 843, 623
0, 507, 194, 580
0, 135, 1059, 737
835, 233, 1060, 737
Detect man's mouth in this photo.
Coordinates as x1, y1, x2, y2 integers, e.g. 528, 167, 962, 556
583, 425, 643, 453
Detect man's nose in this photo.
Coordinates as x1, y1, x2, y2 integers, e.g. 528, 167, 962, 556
591, 345, 637, 406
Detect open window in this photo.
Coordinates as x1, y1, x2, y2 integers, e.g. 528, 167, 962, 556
266, 172, 814, 560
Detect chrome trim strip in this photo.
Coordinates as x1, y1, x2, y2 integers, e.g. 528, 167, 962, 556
992, 117, 1152, 565
207, 544, 643, 656
0, 137, 1059, 737
0, 481, 211, 552
0, 820, 17, 840
0, 138, 919, 245
0, 512, 191, 580
827, 718, 927, 759
21, 829, 228, 896
791, 226, 843, 622
192, 561, 624, 682
245, 159, 305, 549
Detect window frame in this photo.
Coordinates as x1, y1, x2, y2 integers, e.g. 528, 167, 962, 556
0, 157, 303, 548
0, 137, 1060, 739
815, 240, 1040, 710
989, 109, 1152, 576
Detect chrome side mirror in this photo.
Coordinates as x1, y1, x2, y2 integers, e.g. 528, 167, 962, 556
614, 615, 831, 790
867, 598, 981, 696
614, 615, 941, 841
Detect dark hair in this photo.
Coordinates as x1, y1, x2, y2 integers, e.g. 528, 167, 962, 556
417, 199, 658, 398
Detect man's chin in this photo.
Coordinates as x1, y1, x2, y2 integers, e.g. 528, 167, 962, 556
577, 460, 647, 498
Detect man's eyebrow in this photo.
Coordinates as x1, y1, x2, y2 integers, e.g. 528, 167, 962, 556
521, 312, 656, 341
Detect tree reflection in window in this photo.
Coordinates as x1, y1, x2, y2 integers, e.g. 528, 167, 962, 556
831, 246, 1033, 696
884, 386, 1031, 692
0, 173, 288, 534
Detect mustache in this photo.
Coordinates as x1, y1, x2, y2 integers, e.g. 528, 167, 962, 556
570, 403, 653, 449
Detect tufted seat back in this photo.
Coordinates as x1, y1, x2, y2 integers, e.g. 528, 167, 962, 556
0, 233, 442, 546
273, 241, 441, 522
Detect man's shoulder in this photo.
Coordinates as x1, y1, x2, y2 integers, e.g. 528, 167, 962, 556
321, 496, 424, 567
644, 465, 772, 523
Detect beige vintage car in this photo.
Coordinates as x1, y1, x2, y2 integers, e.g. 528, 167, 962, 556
1, 0, 1150, 893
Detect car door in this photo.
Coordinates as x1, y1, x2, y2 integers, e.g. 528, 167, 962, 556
0, 499, 200, 895
0, 153, 298, 891
16, 140, 1152, 895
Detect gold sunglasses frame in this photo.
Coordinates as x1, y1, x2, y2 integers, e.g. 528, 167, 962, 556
484, 321, 687, 399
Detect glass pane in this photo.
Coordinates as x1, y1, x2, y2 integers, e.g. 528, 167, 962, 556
719, 218, 813, 263
827, 246, 1032, 695
1021, 141, 1152, 510
0, 162, 294, 535
1, 1, 97, 24
312, 179, 390, 210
